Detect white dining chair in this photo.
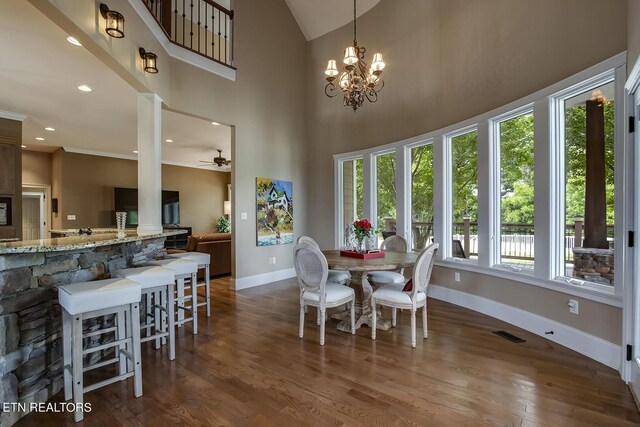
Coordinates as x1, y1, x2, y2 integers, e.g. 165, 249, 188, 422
367, 235, 408, 287
296, 236, 350, 285
371, 243, 438, 347
293, 243, 355, 345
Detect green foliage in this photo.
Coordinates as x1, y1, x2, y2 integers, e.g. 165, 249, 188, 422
216, 216, 230, 233
359, 98, 615, 235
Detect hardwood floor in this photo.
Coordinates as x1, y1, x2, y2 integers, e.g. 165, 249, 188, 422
18, 277, 640, 426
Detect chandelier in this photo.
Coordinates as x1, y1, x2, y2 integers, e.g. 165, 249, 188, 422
324, 0, 385, 111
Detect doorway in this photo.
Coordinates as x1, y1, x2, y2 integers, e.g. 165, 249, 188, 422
22, 192, 45, 240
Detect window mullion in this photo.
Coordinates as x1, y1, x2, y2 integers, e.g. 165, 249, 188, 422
433, 136, 449, 260
477, 120, 493, 268
395, 146, 410, 250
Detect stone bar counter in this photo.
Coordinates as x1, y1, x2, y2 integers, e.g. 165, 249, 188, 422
0, 230, 185, 426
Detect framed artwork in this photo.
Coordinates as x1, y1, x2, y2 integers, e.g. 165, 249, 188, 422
256, 177, 293, 246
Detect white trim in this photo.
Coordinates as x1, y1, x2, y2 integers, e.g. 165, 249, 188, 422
435, 260, 622, 307
231, 267, 296, 290
428, 284, 621, 370
334, 156, 343, 249
126, 0, 236, 81
0, 110, 27, 121
626, 55, 640, 93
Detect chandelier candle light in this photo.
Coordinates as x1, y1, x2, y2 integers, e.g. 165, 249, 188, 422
324, 0, 385, 111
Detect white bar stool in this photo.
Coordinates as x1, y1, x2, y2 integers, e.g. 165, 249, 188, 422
147, 258, 199, 334
113, 266, 177, 360
59, 278, 143, 422
167, 252, 212, 317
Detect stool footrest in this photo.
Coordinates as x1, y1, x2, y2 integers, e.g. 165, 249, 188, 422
83, 326, 118, 339
141, 331, 168, 343
84, 372, 134, 393
82, 337, 130, 356
82, 357, 120, 372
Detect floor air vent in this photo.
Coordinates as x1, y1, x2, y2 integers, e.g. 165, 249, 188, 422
492, 330, 526, 343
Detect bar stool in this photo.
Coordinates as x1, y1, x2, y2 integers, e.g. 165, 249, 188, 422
147, 258, 199, 334
59, 278, 142, 422
113, 266, 177, 360
167, 252, 212, 317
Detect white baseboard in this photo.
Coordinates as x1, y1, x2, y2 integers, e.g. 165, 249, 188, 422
428, 284, 621, 370
231, 268, 296, 290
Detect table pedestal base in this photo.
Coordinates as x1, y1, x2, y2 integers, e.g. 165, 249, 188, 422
333, 307, 392, 332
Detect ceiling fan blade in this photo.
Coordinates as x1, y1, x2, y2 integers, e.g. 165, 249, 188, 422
198, 160, 216, 163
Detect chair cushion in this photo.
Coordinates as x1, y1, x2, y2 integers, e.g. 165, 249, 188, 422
148, 258, 198, 276
167, 251, 211, 266
113, 266, 175, 289
59, 278, 141, 315
372, 284, 426, 306
302, 282, 354, 305
328, 270, 350, 284
367, 271, 405, 285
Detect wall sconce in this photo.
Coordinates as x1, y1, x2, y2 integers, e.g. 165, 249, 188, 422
139, 48, 158, 74
224, 201, 231, 216
99, 4, 125, 38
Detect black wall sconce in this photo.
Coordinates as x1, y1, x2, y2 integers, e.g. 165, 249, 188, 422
139, 48, 158, 74
99, 3, 125, 38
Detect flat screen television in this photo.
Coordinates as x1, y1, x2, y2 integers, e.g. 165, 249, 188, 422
114, 187, 180, 226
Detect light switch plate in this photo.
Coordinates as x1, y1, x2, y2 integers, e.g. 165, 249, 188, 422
67, 215, 76, 221
241, 212, 248, 220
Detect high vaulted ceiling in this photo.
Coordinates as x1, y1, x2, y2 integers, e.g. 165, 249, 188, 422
285, 0, 382, 40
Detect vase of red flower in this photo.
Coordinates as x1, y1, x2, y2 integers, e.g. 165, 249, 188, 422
353, 219, 374, 253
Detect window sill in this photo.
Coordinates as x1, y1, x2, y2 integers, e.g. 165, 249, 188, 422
434, 260, 622, 307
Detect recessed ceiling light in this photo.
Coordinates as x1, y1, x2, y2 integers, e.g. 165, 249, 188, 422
211, 121, 220, 126
165, 139, 173, 143
67, 36, 82, 46
133, 150, 138, 154
35, 137, 45, 141
77, 85, 92, 92
21, 145, 27, 148
45, 127, 55, 132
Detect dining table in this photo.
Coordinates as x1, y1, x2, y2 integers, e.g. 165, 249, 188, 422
322, 250, 419, 332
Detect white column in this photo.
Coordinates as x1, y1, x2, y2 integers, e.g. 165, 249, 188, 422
534, 98, 554, 280
362, 153, 375, 223
136, 93, 163, 236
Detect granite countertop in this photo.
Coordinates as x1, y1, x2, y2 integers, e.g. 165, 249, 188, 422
0, 230, 187, 254
49, 228, 119, 236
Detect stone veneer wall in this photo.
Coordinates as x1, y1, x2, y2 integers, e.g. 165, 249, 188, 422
572, 247, 615, 285
0, 238, 166, 427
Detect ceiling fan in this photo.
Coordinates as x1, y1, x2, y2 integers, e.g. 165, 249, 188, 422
199, 149, 231, 167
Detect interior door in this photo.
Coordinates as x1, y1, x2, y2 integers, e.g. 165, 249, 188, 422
21, 194, 42, 240
629, 90, 640, 399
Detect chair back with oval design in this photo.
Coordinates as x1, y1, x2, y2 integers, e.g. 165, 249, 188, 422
297, 235, 320, 249
293, 243, 329, 303
411, 243, 439, 298
380, 235, 408, 253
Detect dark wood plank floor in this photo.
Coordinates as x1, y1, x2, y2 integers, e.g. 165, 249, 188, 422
18, 277, 640, 426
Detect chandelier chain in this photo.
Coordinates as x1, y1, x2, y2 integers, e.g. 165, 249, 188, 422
353, 0, 357, 45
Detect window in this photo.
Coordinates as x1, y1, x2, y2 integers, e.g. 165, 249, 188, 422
497, 112, 535, 271
375, 152, 396, 245
561, 81, 615, 286
341, 158, 363, 246
410, 144, 434, 251
450, 130, 478, 260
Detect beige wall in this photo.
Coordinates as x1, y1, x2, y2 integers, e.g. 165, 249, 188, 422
22, 151, 51, 187
51, 151, 228, 234
305, 0, 627, 342
35, 0, 308, 280
630, 0, 640, 74
431, 267, 621, 343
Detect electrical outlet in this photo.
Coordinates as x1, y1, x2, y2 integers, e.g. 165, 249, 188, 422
568, 299, 579, 314
272, 256, 276, 264
67, 214, 76, 221
454, 272, 461, 282
241, 212, 248, 220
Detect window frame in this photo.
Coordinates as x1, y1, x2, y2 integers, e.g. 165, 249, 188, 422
332, 52, 626, 306
489, 104, 535, 275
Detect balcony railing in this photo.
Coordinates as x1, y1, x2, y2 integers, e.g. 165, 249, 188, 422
141, 0, 234, 68
385, 218, 614, 263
